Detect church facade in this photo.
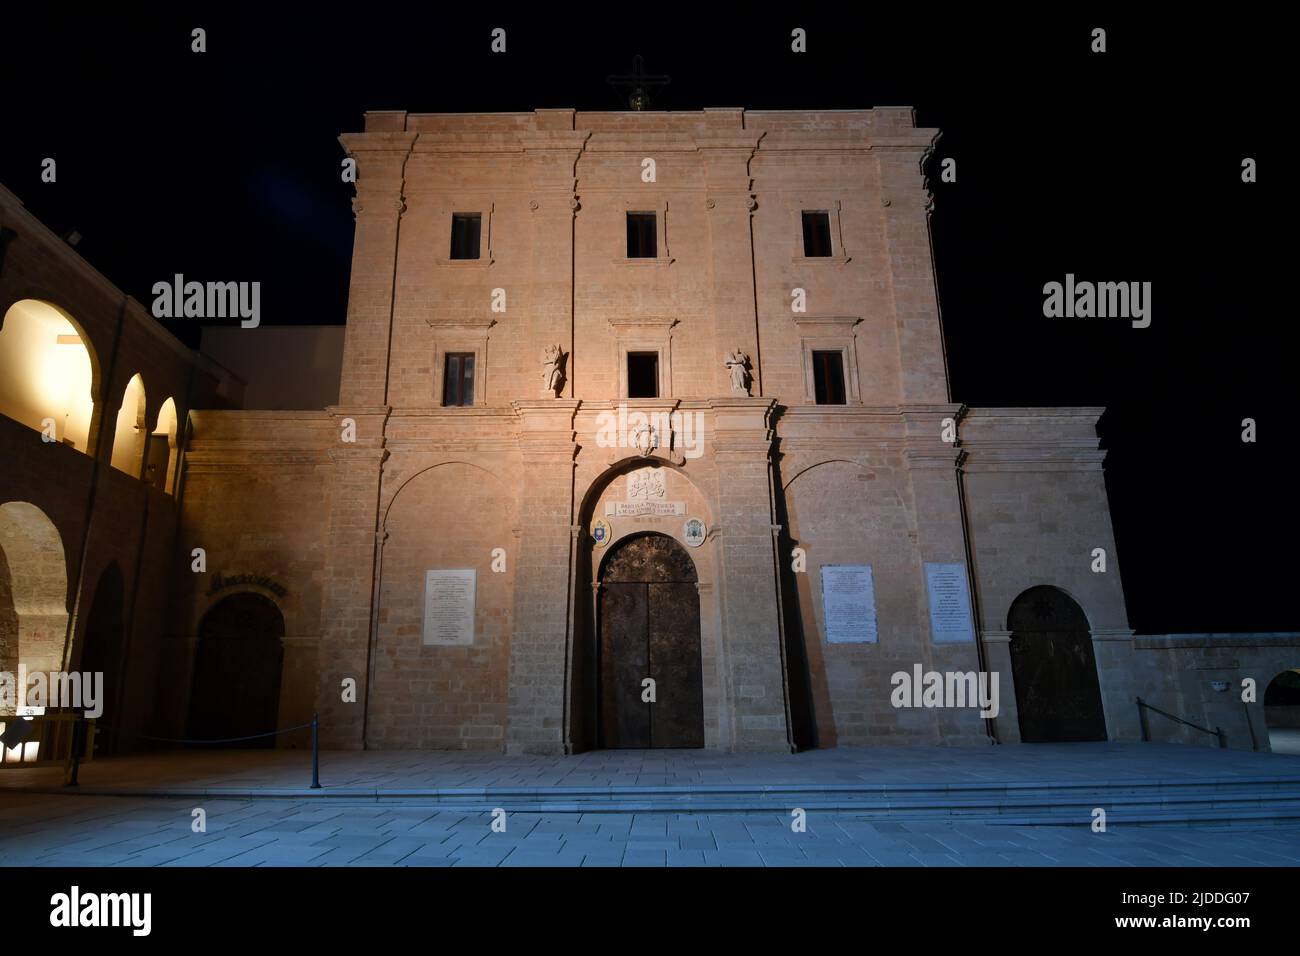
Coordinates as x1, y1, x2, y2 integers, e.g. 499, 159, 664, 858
7, 109, 1293, 760
168, 107, 1137, 754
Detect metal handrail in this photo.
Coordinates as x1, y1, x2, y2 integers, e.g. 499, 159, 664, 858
1136, 696, 1226, 748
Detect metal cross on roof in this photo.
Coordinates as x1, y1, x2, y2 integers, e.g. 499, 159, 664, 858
606, 55, 671, 111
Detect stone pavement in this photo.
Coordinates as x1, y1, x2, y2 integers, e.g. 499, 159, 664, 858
1, 791, 1298, 867
1, 743, 1298, 866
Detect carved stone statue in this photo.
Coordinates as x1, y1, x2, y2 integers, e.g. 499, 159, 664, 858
725, 347, 750, 396
541, 344, 565, 397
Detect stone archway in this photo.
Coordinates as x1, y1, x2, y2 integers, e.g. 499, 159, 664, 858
597, 532, 703, 749
187, 592, 285, 747
0, 299, 100, 454
1008, 586, 1107, 742
0, 501, 69, 708
1263, 669, 1300, 755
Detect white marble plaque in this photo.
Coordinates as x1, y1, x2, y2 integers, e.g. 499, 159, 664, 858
606, 500, 686, 517
820, 565, 878, 644
925, 562, 975, 643
423, 569, 476, 646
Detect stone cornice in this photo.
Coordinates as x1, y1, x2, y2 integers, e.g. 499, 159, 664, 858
606, 315, 678, 332
791, 314, 863, 334
183, 452, 328, 470
387, 406, 517, 421
337, 131, 417, 157
1135, 633, 1300, 650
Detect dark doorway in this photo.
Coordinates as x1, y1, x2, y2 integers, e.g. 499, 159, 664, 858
598, 533, 703, 748
1008, 586, 1107, 742
79, 563, 126, 749
187, 592, 285, 748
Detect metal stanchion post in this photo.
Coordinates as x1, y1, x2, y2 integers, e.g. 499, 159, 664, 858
311, 711, 321, 789
64, 717, 86, 787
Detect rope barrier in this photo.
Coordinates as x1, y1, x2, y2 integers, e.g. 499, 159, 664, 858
64, 712, 322, 790
98, 722, 313, 745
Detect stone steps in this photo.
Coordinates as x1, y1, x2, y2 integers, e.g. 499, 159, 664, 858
32, 774, 1300, 826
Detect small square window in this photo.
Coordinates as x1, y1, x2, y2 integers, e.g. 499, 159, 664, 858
450, 214, 482, 260
812, 350, 846, 405
627, 351, 659, 398
802, 211, 833, 258
443, 352, 475, 406
626, 212, 657, 259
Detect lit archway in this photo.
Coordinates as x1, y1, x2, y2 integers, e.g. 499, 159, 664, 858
0, 300, 98, 452
0, 501, 69, 714
109, 373, 147, 477
146, 397, 179, 493
1263, 669, 1300, 755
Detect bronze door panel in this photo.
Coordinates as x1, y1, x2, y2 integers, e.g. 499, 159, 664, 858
1008, 586, 1106, 743
597, 533, 705, 749
647, 582, 704, 748
1010, 629, 1107, 742
599, 582, 650, 748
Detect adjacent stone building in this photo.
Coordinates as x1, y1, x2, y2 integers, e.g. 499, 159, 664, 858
3, 109, 1296, 760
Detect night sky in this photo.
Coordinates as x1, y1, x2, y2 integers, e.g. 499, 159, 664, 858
3, 10, 1290, 634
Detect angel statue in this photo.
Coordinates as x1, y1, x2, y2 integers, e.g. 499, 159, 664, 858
541, 344, 565, 397
725, 347, 750, 396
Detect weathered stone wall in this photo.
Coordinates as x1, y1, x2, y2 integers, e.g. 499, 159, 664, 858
368, 460, 516, 749
165, 411, 332, 746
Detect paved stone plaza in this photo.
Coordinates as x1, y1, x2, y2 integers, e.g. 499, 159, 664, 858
2, 743, 1299, 866
2, 793, 1299, 868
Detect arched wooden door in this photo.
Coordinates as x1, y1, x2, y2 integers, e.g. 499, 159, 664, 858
188, 592, 285, 747
598, 533, 703, 748
1008, 586, 1107, 742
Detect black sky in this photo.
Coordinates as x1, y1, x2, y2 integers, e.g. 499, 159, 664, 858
2, 9, 1291, 633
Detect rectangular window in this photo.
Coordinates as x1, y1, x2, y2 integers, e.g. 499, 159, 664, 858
627, 351, 659, 398
450, 214, 482, 260
812, 350, 846, 405
443, 352, 475, 406
626, 212, 657, 258
802, 211, 833, 258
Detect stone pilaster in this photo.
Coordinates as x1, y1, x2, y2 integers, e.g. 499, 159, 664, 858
523, 117, 585, 398
981, 630, 1018, 742
877, 134, 949, 404
710, 396, 791, 750
337, 130, 416, 407
316, 405, 389, 748
505, 399, 580, 754
901, 403, 987, 742
700, 121, 764, 396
